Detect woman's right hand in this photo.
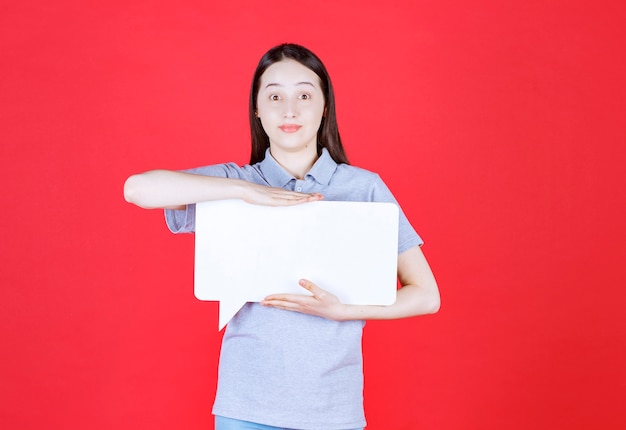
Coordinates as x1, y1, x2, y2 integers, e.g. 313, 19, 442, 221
124, 169, 322, 209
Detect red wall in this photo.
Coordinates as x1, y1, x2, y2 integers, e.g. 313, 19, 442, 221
2, 1, 625, 429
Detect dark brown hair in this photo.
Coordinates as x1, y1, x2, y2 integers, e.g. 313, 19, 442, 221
249, 43, 349, 165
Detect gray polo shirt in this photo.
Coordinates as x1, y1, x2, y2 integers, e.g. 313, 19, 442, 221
165, 148, 422, 429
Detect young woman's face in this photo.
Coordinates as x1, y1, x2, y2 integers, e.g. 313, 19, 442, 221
256, 59, 326, 158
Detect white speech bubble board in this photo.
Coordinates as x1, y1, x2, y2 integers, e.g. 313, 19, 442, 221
194, 200, 399, 329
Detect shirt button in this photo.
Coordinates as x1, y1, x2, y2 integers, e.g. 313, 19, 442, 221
296, 187, 302, 192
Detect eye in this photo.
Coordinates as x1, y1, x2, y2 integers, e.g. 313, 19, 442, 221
299, 93, 311, 100
269, 94, 280, 101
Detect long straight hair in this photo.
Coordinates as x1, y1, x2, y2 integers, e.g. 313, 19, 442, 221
249, 44, 349, 165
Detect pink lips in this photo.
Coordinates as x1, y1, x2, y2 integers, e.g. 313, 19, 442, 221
279, 124, 302, 133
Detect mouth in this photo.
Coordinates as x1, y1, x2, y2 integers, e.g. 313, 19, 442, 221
279, 124, 302, 133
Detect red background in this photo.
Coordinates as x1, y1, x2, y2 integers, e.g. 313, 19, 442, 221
2, 1, 625, 429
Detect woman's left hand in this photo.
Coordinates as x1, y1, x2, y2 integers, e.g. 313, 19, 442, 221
261, 279, 347, 321
260, 246, 441, 321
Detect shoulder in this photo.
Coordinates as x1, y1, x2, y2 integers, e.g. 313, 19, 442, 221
334, 163, 384, 185
332, 163, 402, 204
183, 162, 252, 178
336, 163, 380, 178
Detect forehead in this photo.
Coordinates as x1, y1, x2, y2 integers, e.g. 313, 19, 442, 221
259, 59, 321, 88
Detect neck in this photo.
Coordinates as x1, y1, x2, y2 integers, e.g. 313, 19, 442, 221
269, 146, 318, 179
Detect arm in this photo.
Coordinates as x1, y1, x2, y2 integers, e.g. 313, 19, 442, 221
261, 245, 440, 320
124, 169, 322, 210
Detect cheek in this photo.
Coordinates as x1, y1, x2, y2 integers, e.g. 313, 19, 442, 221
256, 103, 278, 121
257, 115, 278, 137
310, 105, 325, 125
313, 101, 326, 119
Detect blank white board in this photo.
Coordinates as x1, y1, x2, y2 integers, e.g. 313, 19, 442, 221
194, 200, 399, 329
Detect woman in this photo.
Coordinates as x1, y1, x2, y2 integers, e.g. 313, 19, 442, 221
124, 43, 440, 430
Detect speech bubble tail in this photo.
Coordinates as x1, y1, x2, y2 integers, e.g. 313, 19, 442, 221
218, 300, 246, 330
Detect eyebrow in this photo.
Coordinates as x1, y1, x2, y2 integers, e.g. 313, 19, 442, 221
264, 81, 316, 89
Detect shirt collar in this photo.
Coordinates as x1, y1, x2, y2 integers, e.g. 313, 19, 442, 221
258, 147, 338, 188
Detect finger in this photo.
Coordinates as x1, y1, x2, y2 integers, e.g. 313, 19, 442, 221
273, 191, 323, 200
277, 195, 316, 202
264, 197, 315, 207
260, 298, 314, 313
260, 299, 300, 310
263, 293, 312, 303
298, 279, 324, 296
283, 195, 323, 204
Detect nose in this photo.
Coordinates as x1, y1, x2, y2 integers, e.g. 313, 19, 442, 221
283, 99, 298, 118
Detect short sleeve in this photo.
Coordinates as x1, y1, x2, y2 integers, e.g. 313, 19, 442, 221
370, 175, 423, 253
165, 204, 197, 234
164, 163, 243, 234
